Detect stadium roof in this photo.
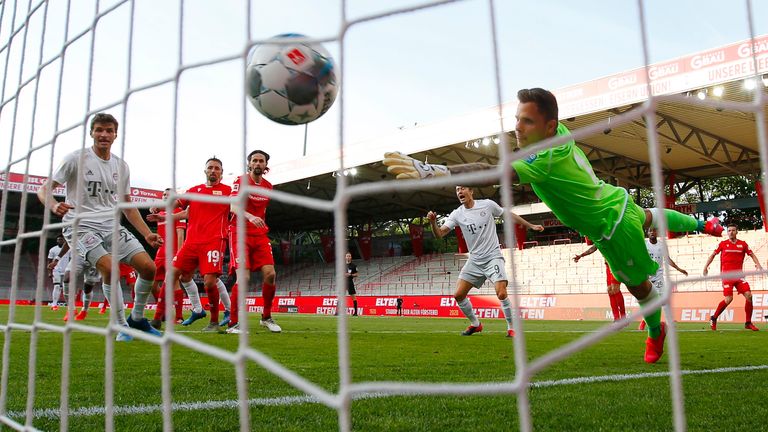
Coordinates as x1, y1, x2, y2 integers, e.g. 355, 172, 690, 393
266, 35, 768, 232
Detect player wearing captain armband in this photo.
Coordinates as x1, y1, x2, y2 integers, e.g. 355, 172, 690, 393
384, 88, 724, 363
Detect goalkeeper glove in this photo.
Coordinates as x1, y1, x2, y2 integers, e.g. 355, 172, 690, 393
383, 151, 450, 180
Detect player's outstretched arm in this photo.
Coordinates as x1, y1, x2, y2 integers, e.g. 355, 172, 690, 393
573, 245, 598, 263
668, 257, 688, 276
122, 197, 163, 249
748, 251, 764, 271
509, 211, 544, 232
383, 151, 520, 184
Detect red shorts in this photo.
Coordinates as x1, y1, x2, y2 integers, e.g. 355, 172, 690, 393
722, 279, 751, 296
605, 262, 619, 286
154, 252, 173, 282
173, 239, 226, 276
229, 231, 274, 271
119, 264, 137, 285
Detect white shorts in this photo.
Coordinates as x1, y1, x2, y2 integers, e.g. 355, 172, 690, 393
66, 254, 102, 284
63, 225, 145, 268
650, 276, 664, 293
51, 271, 64, 285
458, 256, 507, 287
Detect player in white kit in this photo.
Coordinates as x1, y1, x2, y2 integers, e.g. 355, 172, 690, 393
47, 234, 66, 309
37, 113, 163, 341
639, 228, 688, 330
428, 185, 543, 337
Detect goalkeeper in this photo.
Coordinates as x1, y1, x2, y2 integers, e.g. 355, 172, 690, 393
384, 88, 723, 364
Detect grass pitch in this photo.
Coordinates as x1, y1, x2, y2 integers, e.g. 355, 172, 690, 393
1, 306, 766, 431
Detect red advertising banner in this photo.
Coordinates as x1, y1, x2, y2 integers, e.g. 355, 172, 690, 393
320, 235, 335, 262
455, 227, 468, 253
548, 34, 768, 118
7, 291, 768, 323
359, 230, 372, 261
0, 172, 162, 202
409, 224, 424, 257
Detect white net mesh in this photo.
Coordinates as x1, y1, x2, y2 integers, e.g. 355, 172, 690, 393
1, 0, 767, 431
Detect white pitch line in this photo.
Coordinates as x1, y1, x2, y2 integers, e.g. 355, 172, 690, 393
7, 364, 768, 421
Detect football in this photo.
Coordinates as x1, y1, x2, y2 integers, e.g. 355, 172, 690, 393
246, 33, 338, 125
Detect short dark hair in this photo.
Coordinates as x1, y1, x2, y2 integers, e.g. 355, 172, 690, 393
517, 88, 558, 122
206, 156, 223, 168
90, 113, 119, 133
727, 223, 738, 229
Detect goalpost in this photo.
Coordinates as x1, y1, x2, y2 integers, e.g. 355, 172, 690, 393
0, 1, 767, 431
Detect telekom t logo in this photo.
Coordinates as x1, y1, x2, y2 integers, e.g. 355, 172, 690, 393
286, 48, 306, 66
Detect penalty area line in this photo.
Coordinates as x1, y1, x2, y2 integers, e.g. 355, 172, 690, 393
9, 364, 768, 420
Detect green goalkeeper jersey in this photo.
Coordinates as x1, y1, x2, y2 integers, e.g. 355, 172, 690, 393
512, 123, 630, 241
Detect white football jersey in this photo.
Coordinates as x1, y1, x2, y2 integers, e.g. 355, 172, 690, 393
443, 199, 504, 263
645, 239, 664, 282
52, 147, 131, 230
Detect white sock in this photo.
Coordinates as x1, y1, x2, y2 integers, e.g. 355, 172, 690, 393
130, 277, 153, 320
62, 281, 70, 304
499, 297, 514, 330
82, 291, 92, 311
102, 283, 128, 326
181, 279, 203, 313
457, 297, 480, 327
216, 278, 231, 311
52, 284, 61, 305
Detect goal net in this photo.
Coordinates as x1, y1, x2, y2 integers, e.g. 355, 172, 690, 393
1, 0, 767, 431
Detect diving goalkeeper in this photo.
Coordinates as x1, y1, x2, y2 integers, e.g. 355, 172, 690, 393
384, 88, 723, 364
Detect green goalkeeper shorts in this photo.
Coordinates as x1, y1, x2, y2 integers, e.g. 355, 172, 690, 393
594, 200, 659, 287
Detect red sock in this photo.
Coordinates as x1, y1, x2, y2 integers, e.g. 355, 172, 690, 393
174, 289, 184, 320
608, 293, 620, 320
615, 292, 626, 318
229, 283, 239, 326
154, 286, 166, 321
207, 285, 220, 323
262, 283, 276, 320
745, 299, 754, 324
714, 300, 727, 319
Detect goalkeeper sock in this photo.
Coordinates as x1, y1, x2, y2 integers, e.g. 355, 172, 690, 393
650, 208, 698, 232
499, 297, 514, 330
457, 297, 480, 327
181, 279, 203, 313
638, 289, 662, 338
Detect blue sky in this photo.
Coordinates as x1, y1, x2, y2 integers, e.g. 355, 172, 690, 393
0, 0, 765, 190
